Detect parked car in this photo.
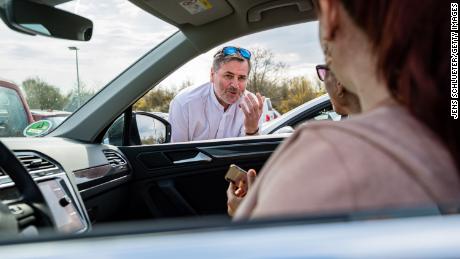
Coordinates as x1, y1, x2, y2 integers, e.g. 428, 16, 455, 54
30, 109, 71, 122
0, 80, 34, 137
259, 97, 280, 124
0, 0, 457, 257
261, 94, 340, 135
28, 109, 72, 134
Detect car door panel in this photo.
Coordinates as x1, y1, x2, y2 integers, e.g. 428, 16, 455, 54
119, 136, 285, 219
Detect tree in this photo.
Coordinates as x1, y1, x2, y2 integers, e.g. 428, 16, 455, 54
245, 48, 325, 114
64, 82, 98, 112
177, 79, 194, 92
278, 76, 322, 114
134, 80, 193, 112
134, 87, 176, 112
247, 48, 287, 94
22, 77, 66, 110
246, 48, 287, 110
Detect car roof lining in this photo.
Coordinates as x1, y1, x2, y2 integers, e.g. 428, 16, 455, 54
31, 0, 71, 6
130, 0, 317, 52
130, 0, 234, 27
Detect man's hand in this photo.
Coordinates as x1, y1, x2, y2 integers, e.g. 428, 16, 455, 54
240, 93, 265, 135
227, 169, 257, 217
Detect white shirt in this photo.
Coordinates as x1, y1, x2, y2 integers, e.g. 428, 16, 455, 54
169, 82, 256, 142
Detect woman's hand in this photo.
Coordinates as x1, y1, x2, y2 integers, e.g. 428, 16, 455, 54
227, 169, 257, 217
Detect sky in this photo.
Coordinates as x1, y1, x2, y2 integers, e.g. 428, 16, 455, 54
0, 0, 323, 95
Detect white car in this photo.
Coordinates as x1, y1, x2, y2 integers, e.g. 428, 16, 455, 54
261, 94, 340, 134
259, 98, 280, 124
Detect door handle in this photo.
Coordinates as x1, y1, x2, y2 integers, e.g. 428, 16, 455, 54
173, 152, 212, 164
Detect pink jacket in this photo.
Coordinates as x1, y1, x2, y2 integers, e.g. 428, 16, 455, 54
235, 104, 460, 219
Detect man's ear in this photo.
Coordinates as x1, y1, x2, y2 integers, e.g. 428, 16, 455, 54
210, 68, 215, 83
318, 0, 340, 41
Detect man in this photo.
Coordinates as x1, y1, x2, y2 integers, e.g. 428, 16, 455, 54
169, 46, 265, 142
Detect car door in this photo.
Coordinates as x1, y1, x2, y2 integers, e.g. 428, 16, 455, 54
118, 134, 284, 219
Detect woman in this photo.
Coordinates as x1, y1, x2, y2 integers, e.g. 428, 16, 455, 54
317, 64, 361, 116
229, 0, 460, 219
227, 65, 361, 216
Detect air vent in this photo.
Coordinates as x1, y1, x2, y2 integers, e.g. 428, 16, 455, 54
103, 150, 127, 167
16, 153, 59, 172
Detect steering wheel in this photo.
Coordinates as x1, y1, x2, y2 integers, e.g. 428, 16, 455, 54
0, 140, 54, 234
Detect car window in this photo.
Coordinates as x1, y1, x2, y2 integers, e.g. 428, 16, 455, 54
103, 115, 124, 146
0, 0, 177, 137
0, 86, 29, 137
132, 22, 326, 144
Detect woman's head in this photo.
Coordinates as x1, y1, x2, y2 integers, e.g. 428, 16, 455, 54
315, 0, 458, 168
316, 64, 361, 115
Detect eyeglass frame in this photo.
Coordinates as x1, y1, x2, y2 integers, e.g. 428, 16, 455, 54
315, 64, 330, 82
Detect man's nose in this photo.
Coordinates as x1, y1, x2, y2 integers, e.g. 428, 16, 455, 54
228, 78, 239, 87
231, 77, 239, 85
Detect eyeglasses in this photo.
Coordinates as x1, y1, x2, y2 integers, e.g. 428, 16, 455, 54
216, 46, 251, 60
316, 64, 329, 82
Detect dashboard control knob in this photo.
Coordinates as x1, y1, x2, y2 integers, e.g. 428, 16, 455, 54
59, 196, 71, 207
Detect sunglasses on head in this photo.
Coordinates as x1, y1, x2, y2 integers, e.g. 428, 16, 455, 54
315, 64, 330, 82
217, 46, 252, 60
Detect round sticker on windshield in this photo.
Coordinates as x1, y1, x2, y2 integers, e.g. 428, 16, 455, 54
23, 120, 53, 137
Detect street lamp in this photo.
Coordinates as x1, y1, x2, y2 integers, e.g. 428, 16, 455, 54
68, 46, 81, 107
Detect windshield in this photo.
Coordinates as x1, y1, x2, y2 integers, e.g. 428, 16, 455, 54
0, 0, 177, 137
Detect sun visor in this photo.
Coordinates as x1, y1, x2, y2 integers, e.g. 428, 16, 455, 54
130, 0, 233, 26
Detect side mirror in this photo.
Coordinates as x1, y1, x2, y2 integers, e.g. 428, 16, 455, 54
103, 112, 171, 146
133, 112, 171, 145
0, 0, 93, 41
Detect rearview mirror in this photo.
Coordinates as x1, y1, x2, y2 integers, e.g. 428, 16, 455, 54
0, 0, 93, 41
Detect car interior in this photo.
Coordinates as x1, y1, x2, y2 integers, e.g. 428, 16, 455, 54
2, 0, 458, 249
0, 0, 322, 238
2, 2, 460, 257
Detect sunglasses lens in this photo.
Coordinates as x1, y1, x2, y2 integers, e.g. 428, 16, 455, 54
223, 47, 238, 56
221, 47, 251, 60
239, 48, 251, 59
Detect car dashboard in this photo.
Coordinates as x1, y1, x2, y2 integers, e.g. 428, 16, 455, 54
0, 137, 131, 235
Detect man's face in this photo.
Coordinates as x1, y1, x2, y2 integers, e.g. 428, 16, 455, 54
211, 60, 249, 107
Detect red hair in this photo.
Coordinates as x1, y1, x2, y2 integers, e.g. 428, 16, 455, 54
341, 0, 459, 171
